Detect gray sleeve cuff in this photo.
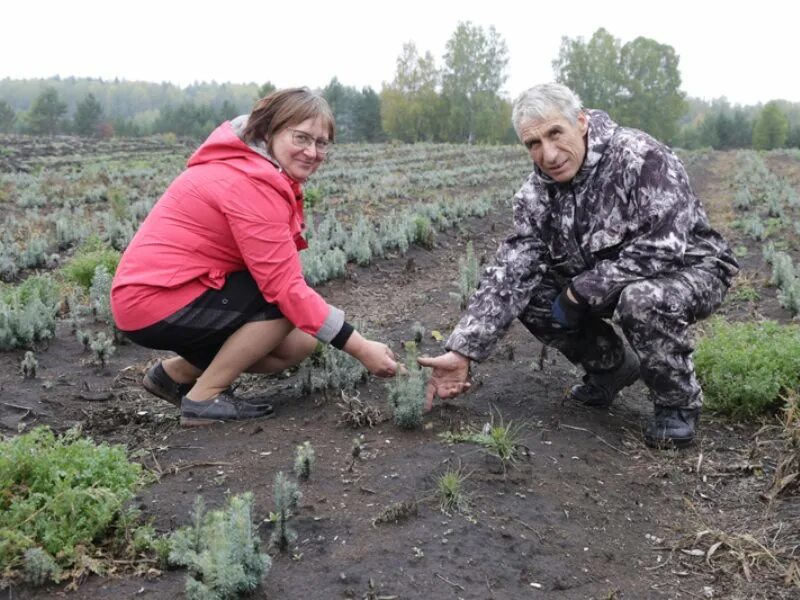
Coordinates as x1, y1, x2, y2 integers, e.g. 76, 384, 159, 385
316, 305, 345, 343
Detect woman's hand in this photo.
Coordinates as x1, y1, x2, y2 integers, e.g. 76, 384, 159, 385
344, 332, 398, 377
417, 351, 471, 410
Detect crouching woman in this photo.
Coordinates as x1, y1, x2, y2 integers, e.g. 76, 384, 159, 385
111, 88, 398, 426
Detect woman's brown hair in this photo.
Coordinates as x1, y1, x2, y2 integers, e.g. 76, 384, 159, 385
242, 87, 335, 150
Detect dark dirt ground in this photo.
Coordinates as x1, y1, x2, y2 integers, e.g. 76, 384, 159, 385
2, 151, 799, 600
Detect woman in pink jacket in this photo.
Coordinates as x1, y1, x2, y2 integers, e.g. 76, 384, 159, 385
111, 88, 398, 426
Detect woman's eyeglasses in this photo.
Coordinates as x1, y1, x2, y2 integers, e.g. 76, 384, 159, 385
288, 128, 332, 155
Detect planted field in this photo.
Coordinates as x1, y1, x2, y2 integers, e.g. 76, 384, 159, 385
1, 135, 799, 599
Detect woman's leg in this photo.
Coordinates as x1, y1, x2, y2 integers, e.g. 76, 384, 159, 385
161, 328, 316, 383
187, 318, 294, 401
246, 329, 318, 374
162, 357, 203, 384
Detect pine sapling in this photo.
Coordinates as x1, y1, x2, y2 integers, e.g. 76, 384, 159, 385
293, 441, 315, 481
76, 329, 92, 351
20, 350, 38, 379
351, 436, 363, 459
168, 494, 270, 600
451, 241, 480, 308
269, 471, 301, 552
89, 264, 113, 323
387, 342, 426, 430
90, 331, 116, 367
411, 322, 425, 344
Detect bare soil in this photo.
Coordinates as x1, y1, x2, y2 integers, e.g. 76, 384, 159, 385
1, 150, 797, 600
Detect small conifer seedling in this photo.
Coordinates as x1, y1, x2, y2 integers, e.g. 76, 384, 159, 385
168, 493, 270, 600
76, 329, 92, 351
387, 342, 426, 430
20, 350, 38, 379
270, 471, 301, 552
90, 331, 116, 367
293, 441, 315, 481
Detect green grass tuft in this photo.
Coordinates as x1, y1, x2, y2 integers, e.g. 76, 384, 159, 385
695, 318, 800, 419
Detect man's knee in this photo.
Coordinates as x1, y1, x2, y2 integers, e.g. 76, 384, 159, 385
614, 280, 690, 332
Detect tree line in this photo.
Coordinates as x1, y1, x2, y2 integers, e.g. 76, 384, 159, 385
1, 24, 799, 149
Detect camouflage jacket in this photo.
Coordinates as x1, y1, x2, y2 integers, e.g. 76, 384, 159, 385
446, 110, 739, 362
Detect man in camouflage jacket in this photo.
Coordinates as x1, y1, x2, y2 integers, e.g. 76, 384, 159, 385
419, 83, 738, 448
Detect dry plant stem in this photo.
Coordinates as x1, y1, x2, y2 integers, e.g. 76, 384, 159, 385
559, 423, 629, 455
435, 573, 465, 591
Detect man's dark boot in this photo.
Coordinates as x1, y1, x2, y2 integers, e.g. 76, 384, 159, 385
644, 406, 699, 449
568, 345, 640, 408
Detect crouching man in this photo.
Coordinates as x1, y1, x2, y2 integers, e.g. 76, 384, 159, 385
419, 83, 738, 448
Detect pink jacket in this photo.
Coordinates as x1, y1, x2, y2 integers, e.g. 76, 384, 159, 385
111, 119, 344, 343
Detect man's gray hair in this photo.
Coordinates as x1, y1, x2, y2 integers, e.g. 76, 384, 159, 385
511, 83, 583, 136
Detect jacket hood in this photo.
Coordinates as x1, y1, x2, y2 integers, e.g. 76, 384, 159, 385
186, 115, 289, 188
535, 109, 618, 187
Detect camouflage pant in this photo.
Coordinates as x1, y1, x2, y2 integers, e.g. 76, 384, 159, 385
518, 268, 728, 409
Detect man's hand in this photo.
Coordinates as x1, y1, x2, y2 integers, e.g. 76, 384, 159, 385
417, 351, 471, 410
551, 286, 588, 329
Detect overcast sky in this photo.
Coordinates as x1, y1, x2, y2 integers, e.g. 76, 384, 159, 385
3, 0, 795, 106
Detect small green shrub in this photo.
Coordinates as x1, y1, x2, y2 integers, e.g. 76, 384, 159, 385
303, 186, 321, 210
0, 274, 60, 351
168, 494, 270, 600
0, 427, 144, 578
412, 215, 435, 249
694, 318, 800, 418
728, 284, 760, 303
61, 236, 120, 290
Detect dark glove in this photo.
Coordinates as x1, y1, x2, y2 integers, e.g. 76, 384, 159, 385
551, 287, 588, 329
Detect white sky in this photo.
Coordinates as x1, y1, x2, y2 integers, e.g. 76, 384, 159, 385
3, 0, 796, 106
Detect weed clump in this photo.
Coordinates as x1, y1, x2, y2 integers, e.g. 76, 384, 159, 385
436, 467, 470, 514
372, 500, 418, 526
168, 494, 270, 600
0, 427, 144, 581
440, 415, 527, 470
694, 318, 800, 418
337, 390, 382, 428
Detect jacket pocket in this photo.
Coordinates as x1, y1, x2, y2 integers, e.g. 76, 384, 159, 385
589, 227, 628, 261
